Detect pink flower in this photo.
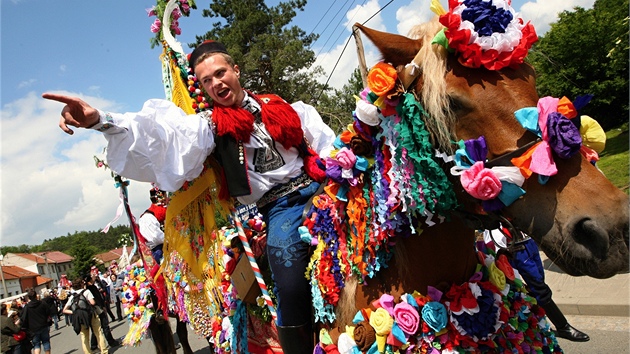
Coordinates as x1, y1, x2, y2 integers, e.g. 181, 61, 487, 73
460, 161, 502, 200
393, 302, 420, 335
97, 161, 104, 168
335, 147, 356, 170
146, 7, 157, 17
171, 8, 182, 20
150, 18, 162, 33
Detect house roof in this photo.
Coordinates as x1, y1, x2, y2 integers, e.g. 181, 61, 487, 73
35, 276, 54, 286
10, 251, 73, 264
1, 265, 39, 280
94, 247, 134, 264
33, 251, 73, 263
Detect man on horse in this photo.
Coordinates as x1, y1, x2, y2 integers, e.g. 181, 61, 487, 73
44, 40, 336, 354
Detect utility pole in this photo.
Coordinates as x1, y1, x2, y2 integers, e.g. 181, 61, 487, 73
352, 24, 369, 89
0, 254, 8, 298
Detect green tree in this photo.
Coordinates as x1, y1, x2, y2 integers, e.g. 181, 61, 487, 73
69, 239, 98, 279
316, 67, 365, 134
194, 0, 326, 104
527, 0, 629, 129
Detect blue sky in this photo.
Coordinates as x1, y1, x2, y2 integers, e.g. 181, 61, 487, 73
1, 0, 595, 247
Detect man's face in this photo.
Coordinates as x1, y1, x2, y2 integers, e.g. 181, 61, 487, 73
195, 54, 244, 107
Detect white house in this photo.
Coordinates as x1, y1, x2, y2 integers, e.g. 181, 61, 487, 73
2, 252, 74, 288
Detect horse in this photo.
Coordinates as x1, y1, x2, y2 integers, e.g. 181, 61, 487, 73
307, 16, 629, 351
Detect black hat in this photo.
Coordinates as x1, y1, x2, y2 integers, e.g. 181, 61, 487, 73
188, 40, 228, 70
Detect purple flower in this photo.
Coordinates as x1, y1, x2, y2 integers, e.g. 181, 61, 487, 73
546, 111, 582, 159
150, 18, 162, 33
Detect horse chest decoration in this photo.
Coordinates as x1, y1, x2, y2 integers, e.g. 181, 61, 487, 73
146, 0, 629, 353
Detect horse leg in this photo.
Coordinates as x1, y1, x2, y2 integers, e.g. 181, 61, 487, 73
148, 317, 177, 354
175, 318, 193, 354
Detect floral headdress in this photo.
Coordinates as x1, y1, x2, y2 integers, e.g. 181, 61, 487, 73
431, 0, 538, 70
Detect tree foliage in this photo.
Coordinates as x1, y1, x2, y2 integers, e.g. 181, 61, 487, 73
0, 225, 131, 257
317, 67, 365, 134
193, 0, 327, 104
68, 238, 98, 279
527, 0, 628, 129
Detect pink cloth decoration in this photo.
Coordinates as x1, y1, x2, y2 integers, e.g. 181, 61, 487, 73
460, 161, 502, 200
529, 141, 558, 176
537, 96, 559, 140
379, 293, 396, 317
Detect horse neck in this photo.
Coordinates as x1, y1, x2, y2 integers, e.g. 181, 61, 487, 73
343, 218, 478, 325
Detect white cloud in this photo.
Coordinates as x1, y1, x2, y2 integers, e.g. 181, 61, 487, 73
518, 0, 596, 35
59, 65, 67, 72
17, 79, 36, 89
396, 0, 435, 36
0, 91, 150, 247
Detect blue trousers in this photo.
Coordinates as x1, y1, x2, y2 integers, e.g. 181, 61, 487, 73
510, 238, 553, 306
260, 182, 319, 326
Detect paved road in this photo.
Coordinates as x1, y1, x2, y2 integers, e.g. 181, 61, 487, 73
48, 314, 629, 353
556, 315, 630, 353
50, 316, 211, 354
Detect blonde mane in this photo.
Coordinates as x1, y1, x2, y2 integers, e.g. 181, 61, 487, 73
407, 17, 455, 152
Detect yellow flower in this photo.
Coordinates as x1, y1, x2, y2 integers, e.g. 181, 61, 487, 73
369, 307, 393, 335
367, 62, 398, 96
488, 262, 506, 291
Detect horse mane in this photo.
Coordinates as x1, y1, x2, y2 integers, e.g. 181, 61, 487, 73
406, 17, 455, 152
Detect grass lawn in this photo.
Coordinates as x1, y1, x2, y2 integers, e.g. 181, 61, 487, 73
597, 124, 629, 194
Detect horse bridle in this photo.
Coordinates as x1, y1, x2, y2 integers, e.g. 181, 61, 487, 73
452, 137, 543, 254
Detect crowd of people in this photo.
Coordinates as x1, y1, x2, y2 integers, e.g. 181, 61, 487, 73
1, 264, 127, 354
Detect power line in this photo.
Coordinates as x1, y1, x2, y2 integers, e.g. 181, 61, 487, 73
315, 0, 395, 101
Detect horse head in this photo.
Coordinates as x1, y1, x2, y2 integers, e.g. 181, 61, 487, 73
355, 17, 629, 279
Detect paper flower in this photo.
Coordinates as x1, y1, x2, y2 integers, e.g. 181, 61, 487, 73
369, 307, 394, 335
353, 321, 376, 351
367, 62, 398, 96
394, 302, 420, 335
495, 254, 515, 281
546, 111, 582, 159
438, 0, 538, 70
421, 301, 448, 332
460, 161, 502, 200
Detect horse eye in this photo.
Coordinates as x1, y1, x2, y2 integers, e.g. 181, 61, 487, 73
448, 95, 464, 112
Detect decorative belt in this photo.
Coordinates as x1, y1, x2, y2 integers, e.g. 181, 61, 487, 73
257, 173, 314, 208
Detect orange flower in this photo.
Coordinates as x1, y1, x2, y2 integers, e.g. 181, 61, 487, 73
367, 62, 397, 96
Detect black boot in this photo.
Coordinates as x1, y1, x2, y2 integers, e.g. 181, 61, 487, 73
277, 322, 314, 354
542, 300, 590, 342
555, 323, 590, 342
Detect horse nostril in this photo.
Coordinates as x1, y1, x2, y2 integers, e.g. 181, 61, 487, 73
572, 218, 610, 260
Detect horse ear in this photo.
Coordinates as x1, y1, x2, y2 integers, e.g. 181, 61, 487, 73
354, 23, 422, 67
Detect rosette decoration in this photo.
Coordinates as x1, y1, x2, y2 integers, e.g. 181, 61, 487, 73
512, 96, 594, 181
450, 136, 526, 211
314, 251, 562, 353
433, 0, 538, 70
452, 95, 590, 211
304, 60, 458, 323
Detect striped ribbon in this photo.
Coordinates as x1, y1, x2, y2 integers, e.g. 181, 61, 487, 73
231, 210, 278, 322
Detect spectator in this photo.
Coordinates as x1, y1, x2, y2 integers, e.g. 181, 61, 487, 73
63, 277, 108, 354
20, 289, 52, 354
41, 290, 59, 331
1, 305, 23, 354
85, 274, 120, 349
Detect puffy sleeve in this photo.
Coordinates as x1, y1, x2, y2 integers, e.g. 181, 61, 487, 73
291, 101, 336, 158
93, 99, 215, 192
138, 213, 164, 250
